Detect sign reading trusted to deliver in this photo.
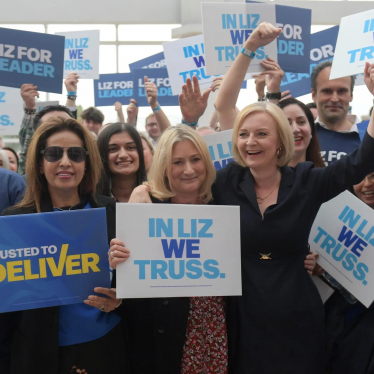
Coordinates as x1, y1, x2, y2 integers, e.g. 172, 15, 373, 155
310, 191, 374, 307
116, 204, 241, 298
0, 209, 110, 313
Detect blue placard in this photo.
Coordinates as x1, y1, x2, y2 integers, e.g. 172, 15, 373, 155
0, 209, 110, 313
0, 28, 65, 94
132, 68, 179, 107
94, 73, 134, 107
280, 26, 339, 98
129, 52, 166, 71
246, 2, 311, 74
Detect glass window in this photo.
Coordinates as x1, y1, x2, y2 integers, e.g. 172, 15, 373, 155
47, 24, 116, 41
118, 24, 180, 42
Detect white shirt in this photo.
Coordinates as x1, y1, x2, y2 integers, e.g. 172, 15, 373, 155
315, 117, 358, 133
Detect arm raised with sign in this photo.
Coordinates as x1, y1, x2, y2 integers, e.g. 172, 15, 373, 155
64, 73, 79, 115
144, 76, 171, 133
215, 22, 281, 131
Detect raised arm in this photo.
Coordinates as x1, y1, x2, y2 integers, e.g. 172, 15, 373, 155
365, 63, 374, 138
114, 101, 125, 123
126, 99, 138, 127
64, 73, 79, 117
179, 76, 212, 129
144, 76, 171, 133
215, 22, 281, 131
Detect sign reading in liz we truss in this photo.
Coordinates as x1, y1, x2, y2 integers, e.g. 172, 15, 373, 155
56, 30, 100, 79
309, 191, 374, 307
203, 129, 234, 171
0, 209, 110, 313
116, 204, 241, 298
202, 3, 277, 76
94, 73, 133, 107
132, 68, 178, 107
0, 28, 65, 94
0, 86, 24, 135
330, 9, 374, 80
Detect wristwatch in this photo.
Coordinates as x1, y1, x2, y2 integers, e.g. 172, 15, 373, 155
24, 108, 36, 115
266, 91, 282, 100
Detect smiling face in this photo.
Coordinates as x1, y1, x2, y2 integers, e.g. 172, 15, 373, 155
354, 173, 374, 209
312, 67, 353, 124
282, 104, 312, 161
107, 132, 140, 176
169, 140, 207, 198
236, 112, 280, 171
40, 131, 86, 197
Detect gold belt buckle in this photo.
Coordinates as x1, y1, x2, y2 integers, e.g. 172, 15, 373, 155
259, 253, 272, 260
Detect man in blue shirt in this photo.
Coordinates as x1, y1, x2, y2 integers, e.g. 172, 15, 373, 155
311, 60, 370, 165
0, 168, 26, 214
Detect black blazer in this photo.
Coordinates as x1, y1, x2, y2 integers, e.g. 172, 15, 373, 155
0, 194, 118, 374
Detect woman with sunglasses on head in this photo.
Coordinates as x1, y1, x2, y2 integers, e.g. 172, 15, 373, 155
1, 117, 129, 374
97, 123, 147, 202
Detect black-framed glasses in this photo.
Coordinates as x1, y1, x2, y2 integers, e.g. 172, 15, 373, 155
40, 146, 88, 163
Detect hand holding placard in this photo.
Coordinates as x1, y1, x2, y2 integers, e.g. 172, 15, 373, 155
20, 84, 39, 109
108, 238, 131, 269
64, 72, 79, 92
144, 76, 158, 109
245, 22, 282, 52
364, 62, 374, 96
179, 76, 212, 124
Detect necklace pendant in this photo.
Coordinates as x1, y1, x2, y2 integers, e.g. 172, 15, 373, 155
256, 196, 264, 204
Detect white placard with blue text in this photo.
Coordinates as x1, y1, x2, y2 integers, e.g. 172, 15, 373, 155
310, 191, 374, 307
56, 30, 100, 79
330, 9, 374, 80
202, 129, 234, 171
0, 86, 23, 135
202, 3, 277, 76
116, 204, 241, 298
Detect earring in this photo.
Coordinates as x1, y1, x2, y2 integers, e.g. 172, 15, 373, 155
277, 147, 282, 157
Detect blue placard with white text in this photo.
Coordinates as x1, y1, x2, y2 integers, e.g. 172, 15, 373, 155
246, 2, 311, 73
94, 73, 134, 107
280, 26, 339, 98
0, 28, 65, 94
132, 68, 179, 107
0, 209, 110, 313
129, 52, 167, 71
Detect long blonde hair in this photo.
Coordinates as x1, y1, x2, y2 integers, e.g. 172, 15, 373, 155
17, 117, 102, 212
232, 102, 294, 167
147, 125, 216, 204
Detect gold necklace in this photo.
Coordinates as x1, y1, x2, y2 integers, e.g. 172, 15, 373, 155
256, 183, 280, 204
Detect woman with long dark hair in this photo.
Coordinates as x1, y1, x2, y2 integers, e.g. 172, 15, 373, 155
97, 123, 147, 202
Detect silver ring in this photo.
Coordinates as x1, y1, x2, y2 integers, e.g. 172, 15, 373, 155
110, 251, 115, 259
100, 304, 106, 312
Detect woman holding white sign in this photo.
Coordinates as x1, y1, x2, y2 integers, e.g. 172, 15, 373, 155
1, 118, 129, 374
210, 22, 374, 374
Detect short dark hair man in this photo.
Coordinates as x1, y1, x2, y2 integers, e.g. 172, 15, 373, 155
311, 60, 362, 165
81, 107, 104, 135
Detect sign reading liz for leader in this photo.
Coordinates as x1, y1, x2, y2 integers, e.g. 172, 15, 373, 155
116, 204, 241, 298
0, 209, 110, 313
330, 9, 374, 80
56, 30, 100, 79
309, 191, 374, 307
0, 28, 65, 93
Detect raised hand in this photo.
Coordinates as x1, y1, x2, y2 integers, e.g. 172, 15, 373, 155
126, 99, 138, 125
64, 72, 79, 92
179, 75, 212, 123
245, 22, 282, 51
258, 57, 284, 94
144, 76, 158, 109
20, 84, 39, 109
364, 62, 374, 96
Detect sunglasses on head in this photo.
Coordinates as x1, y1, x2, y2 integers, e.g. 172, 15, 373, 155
40, 146, 88, 163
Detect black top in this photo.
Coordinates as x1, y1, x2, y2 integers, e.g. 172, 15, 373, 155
212, 131, 374, 374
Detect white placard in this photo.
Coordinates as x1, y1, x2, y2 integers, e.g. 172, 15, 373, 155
202, 2, 277, 76
330, 9, 374, 80
116, 203, 242, 298
309, 191, 374, 307
312, 276, 334, 304
35, 100, 59, 112
203, 129, 234, 171
0, 86, 23, 136
56, 30, 100, 79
